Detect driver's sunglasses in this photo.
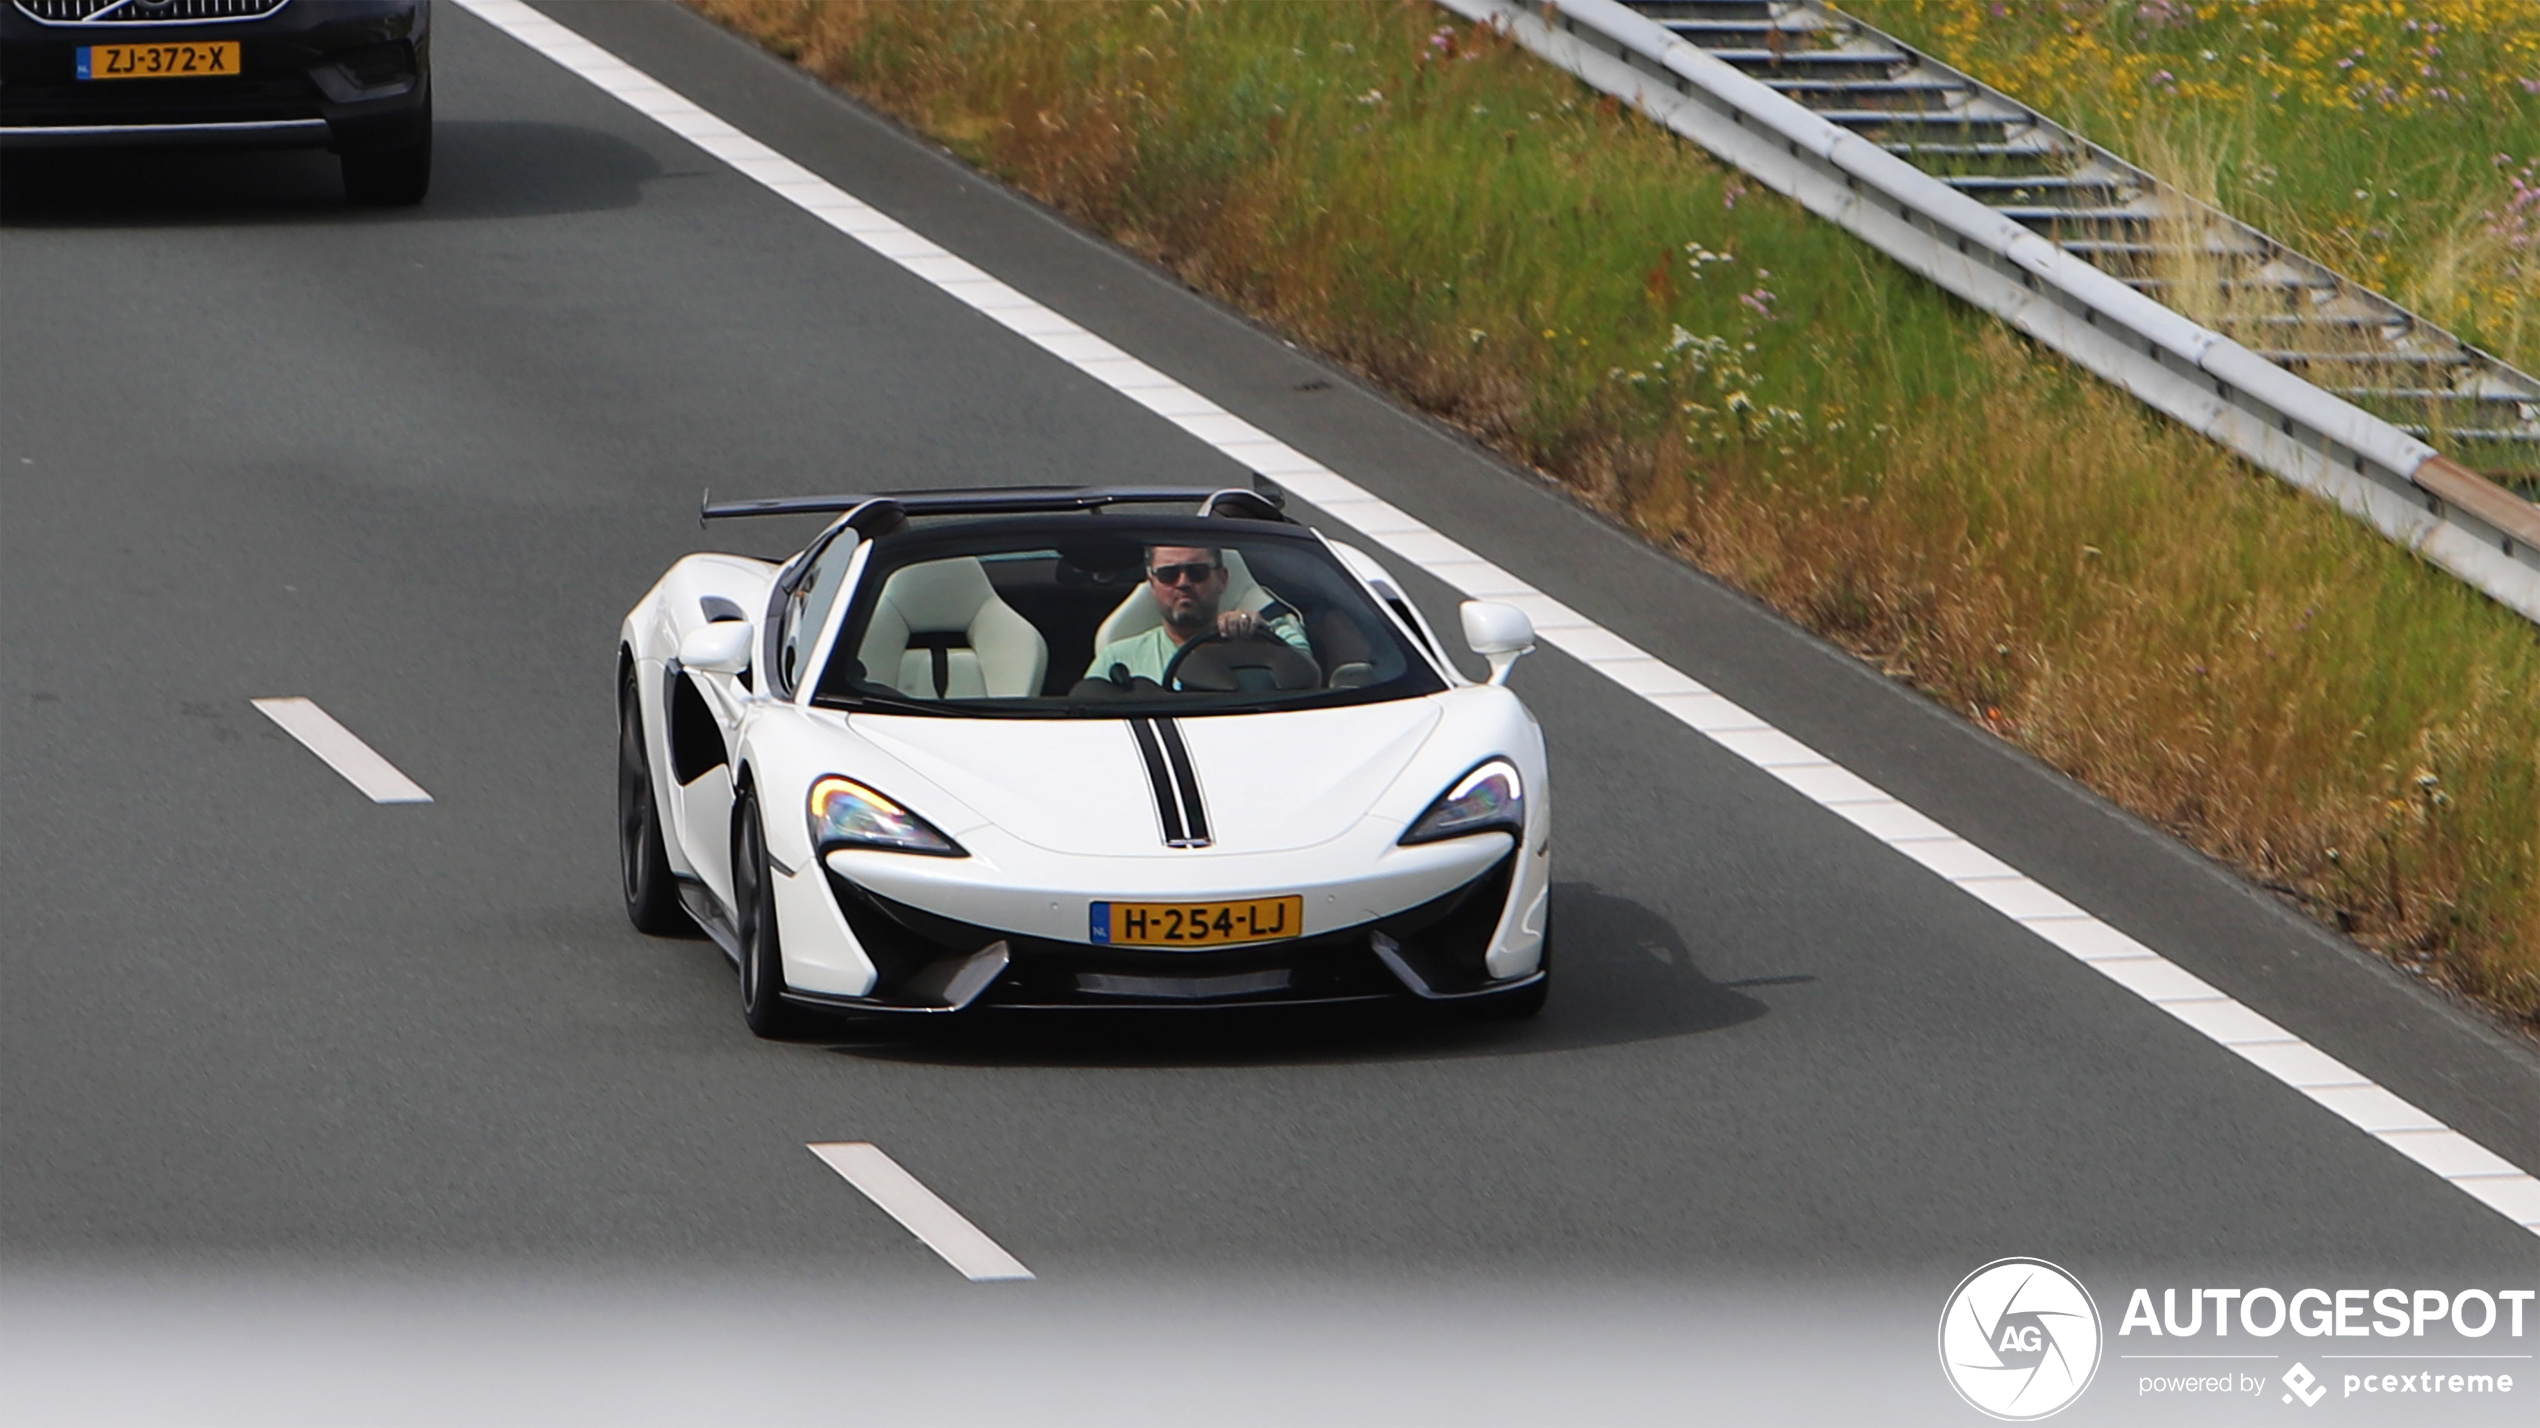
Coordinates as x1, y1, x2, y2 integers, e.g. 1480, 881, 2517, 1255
1148, 561, 1222, 586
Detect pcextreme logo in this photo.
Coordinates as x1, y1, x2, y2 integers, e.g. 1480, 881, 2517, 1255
1939, 1258, 2104, 1420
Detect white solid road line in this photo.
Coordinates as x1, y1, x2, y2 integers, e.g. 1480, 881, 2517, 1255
455, 0, 2540, 1237
808, 1143, 1035, 1282
250, 697, 432, 805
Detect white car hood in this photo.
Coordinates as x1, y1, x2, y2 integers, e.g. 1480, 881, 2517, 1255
850, 700, 1444, 857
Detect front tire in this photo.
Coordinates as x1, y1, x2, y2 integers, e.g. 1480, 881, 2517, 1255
342, 97, 432, 206
618, 663, 688, 937
733, 791, 809, 1039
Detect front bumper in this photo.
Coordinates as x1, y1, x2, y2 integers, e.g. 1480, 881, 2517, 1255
0, 0, 427, 151
781, 844, 1541, 1012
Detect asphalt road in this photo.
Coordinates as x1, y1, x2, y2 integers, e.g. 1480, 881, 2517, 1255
4, 3, 2536, 1422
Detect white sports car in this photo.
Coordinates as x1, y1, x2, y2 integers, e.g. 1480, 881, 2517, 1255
616, 484, 1551, 1036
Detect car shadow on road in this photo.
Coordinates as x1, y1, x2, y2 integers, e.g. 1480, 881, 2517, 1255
816, 882, 1776, 1069
0, 120, 659, 227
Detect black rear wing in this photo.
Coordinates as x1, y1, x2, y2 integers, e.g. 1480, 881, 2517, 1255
699, 480, 1289, 529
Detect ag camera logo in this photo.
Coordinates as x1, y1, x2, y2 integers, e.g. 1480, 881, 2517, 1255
1940, 1258, 2103, 1420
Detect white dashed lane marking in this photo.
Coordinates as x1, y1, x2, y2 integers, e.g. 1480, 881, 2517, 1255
454, 0, 2540, 1237
808, 1143, 1035, 1282
250, 697, 432, 805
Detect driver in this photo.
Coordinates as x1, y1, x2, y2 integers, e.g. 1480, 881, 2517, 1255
1085, 544, 1311, 685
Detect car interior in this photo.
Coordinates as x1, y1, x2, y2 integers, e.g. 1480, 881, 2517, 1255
828, 537, 1410, 705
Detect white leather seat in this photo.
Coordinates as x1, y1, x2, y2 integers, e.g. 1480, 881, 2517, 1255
1092, 549, 1277, 650
856, 557, 1048, 699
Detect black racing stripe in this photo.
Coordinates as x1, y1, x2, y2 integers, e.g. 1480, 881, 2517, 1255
1154, 717, 1211, 845
1127, 718, 1187, 845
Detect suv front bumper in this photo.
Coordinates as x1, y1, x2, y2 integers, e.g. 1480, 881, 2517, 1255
0, 0, 427, 151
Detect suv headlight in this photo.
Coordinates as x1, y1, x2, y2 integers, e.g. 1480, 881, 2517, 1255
1399, 760, 1524, 845
809, 776, 965, 856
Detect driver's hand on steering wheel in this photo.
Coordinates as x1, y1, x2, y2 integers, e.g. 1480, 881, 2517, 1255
1215, 609, 1260, 640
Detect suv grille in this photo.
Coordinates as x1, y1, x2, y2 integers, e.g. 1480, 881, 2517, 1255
13, 0, 290, 24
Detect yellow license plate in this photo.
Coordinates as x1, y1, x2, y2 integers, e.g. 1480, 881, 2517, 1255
1092, 896, 1304, 948
78, 42, 241, 81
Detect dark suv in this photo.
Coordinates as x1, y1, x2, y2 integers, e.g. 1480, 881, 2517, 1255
0, 0, 431, 204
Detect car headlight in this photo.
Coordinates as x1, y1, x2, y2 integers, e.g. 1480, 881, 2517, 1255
808, 776, 965, 857
1399, 760, 1524, 845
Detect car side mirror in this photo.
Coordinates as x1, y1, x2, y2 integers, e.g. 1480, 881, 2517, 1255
679, 620, 754, 677
1460, 601, 1535, 686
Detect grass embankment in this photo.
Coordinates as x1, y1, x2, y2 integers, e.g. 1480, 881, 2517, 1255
1842, 0, 2539, 476
687, 0, 2540, 1026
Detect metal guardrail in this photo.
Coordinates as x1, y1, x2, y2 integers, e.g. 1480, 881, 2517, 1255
1439, 0, 2540, 623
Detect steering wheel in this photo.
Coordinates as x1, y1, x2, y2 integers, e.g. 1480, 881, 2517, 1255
1160, 629, 1322, 693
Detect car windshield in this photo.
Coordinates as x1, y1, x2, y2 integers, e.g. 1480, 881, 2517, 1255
810, 516, 1447, 717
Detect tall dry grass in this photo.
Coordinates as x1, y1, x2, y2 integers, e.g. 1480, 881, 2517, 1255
688, 0, 2540, 1024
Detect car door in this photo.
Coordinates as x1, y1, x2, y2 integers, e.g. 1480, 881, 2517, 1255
665, 523, 858, 916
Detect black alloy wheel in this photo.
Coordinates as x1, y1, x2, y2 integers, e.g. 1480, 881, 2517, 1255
619, 664, 689, 936
733, 791, 809, 1039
